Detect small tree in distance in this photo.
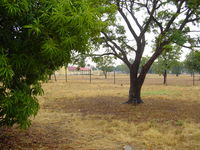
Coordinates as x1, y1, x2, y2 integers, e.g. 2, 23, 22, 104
184, 51, 200, 79
94, 56, 115, 79
171, 61, 184, 77
153, 45, 181, 85
116, 63, 130, 73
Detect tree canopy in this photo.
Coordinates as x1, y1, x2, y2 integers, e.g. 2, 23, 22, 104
92, 0, 200, 103
184, 50, 200, 73
153, 45, 182, 84
0, 0, 115, 128
93, 56, 115, 78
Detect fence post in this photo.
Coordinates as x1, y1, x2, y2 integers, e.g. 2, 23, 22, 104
65, 66, 67, 82
54, 73, 57, 81
114, 70, 116, 84
90, 69, 92, 83
193, 72, 195, 86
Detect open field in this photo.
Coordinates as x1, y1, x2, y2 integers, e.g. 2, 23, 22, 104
1, 74, 200, 150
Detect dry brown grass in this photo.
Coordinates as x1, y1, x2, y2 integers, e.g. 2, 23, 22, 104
1, 74, 200, 150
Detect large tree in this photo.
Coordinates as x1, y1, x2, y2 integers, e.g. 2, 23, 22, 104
0, 0, 114, 128
93, 0, 200, 104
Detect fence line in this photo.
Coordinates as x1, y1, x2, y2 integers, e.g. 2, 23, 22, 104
49, 71, 200, 86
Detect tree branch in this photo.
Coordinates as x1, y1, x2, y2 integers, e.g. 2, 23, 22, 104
89, 53, 115, 57
138, 40, 170, 84
116, 1, 139, 41
187, 17, 200, 22
124, 1, 143, 31
145, 2, 163, 32
173, 41, 200, 49
124, 42, 137, 52
140, 0, 158, 38
104, 41, 131, 67
164, 1, 184, 31
102, 32, 130, 63
179, 9, 193, 31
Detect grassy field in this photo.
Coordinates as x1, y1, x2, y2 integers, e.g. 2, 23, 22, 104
0, 74, 200, 150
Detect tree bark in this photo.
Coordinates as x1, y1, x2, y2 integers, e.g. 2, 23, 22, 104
192, 72, 195, 86
163, 70, 167, 85
48, 74, 51, 80
53, 73, 57, 81
103, 71, 107, 79
124, 69, 143, 104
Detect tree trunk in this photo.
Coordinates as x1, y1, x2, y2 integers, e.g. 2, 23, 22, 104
53, 73, 57, 81
124, 69, 143, 104
103, 71, 107, 79
48, 74, 51, 80
199, 72, 200, 80
192, 72, 195, 86
163, 70, 167, 85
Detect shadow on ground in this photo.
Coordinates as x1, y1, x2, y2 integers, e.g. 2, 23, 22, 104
43, 96, 200, 123
1, 96, 200, 150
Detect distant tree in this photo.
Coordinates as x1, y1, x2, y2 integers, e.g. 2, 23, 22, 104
92, 0, 200, 104
171, 61, 184, 76
93, 56, 115, 79
184, 51, 200, 74
0, 0, 114, 128
74, 54, 87, 68
115, 63, 129, 73
153, 45, 181, 85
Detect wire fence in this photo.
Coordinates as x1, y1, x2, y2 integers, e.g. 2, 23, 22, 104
49, 71, 200, 86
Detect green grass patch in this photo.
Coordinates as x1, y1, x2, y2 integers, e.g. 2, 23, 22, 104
142, 90, 178, 96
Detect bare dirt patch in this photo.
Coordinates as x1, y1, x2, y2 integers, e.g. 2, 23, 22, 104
43, 96, 200, 123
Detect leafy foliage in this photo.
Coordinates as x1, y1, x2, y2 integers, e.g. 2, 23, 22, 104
184, 51, 200, 73
0, 0, 114, 128
171, 61, 184, 76
93, 56, 115, 78
153, 45, 182, 75
94, 0, 200, 102
115, 63, 129, 73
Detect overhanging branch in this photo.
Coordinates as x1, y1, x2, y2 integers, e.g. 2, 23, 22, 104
102, 32, 130, 63
140, 0, 158, 38
89, 53, 115, 57
117, 1, 139, 41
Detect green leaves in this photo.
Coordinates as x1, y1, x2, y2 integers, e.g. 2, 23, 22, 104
1, 0, 114, 128
23, 19, 43, 36
1, 0, 29, 16
94, 56, 115, 72
0, 54, 14, 84
184, 51, 200, 73
186, 0, 200, 9
153, 44, 182, 75
1, 90, 39, 128
169, 30, 188, 45
31, 82, 44, 96
41, 38, 59, 59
